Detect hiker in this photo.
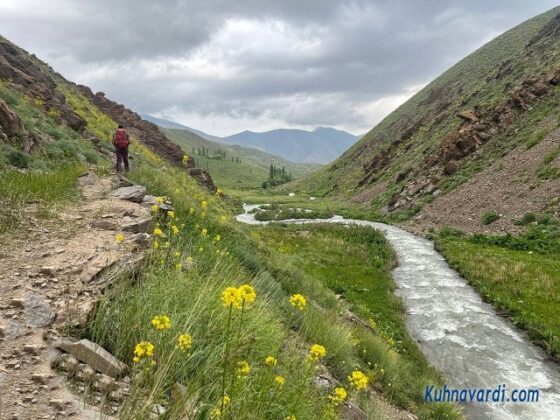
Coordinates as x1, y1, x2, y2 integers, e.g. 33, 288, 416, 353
112, 125, 130, 172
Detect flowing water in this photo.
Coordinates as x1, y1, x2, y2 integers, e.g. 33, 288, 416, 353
237, 204, 560, 419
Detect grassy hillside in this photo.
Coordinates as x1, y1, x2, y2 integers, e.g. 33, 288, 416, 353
164, 128, 321, 190
291, 7, 560, 230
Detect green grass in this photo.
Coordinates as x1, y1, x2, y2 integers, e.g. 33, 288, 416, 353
0, 164, 83, 232
253, 207, 334, 221
436, 235, 560, 359
481, 211, 500, 225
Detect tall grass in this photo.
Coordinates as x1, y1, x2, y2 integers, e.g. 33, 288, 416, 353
0, 164, 83, 232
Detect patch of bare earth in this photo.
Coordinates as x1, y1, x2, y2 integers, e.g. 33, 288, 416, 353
0, 173, 152, 419
406, 131, 560, 234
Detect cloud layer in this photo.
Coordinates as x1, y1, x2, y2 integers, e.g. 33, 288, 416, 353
1, 0, 557, 135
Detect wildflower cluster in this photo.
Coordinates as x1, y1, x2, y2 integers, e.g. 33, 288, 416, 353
151, 315, 171, 330
348, 370, 369, 390
237, 360, 251, 378
307, 344, 327, 362
221, 284, 256, 309
176, 333, 192, 351
274, 375, 286, 386
265, 356, 277, 367
328, 387, 347, 405
115, 233, 125, 244
133, 341, 155, 363
289, 293, 307, 311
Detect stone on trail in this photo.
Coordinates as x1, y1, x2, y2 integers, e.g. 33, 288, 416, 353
110, 185, 147, 203
23, 293, 56, 328
120, 216, 152, 233
56, 338, 126, 378
77, 172, 98, 187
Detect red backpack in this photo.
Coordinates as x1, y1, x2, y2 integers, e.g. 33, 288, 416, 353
113, 129, 129, 149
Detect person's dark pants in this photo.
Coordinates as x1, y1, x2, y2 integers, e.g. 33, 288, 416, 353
115, 147, 129, 172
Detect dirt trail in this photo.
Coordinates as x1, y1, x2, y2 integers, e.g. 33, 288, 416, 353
0, 173, 152, 419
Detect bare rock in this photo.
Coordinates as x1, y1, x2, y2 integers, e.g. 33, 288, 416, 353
0, 98, 22, 136
56, 338, 126, 378
110, 185, 146, 203
0, 319, 25, 338
90, 219, 119, 230
77, 172, 98, 187
456, 110, 478, 122
23, 293, 55, 328
120, 216, 152, 233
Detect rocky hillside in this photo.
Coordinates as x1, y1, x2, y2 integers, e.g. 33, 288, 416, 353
0, 35, 216, 192
292, 7, 560, 233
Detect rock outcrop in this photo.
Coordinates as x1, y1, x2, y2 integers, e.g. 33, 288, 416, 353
0, 37, 86, 131
0, 98, 22, 136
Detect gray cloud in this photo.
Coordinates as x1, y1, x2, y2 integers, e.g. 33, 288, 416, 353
0, 0, 558, 135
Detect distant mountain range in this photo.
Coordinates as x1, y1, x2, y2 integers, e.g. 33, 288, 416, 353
141, 114, 360, 164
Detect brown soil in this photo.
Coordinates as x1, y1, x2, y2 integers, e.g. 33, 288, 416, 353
406, 130, 560, 234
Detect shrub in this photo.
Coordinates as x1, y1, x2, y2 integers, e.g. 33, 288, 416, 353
482, 211, 500, 225
514, 212, 536, 226
7, 149, 29, 168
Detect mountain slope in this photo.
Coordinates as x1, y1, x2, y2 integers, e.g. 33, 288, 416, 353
221, 127, 359, 164
292, 6, 560, 233
164, 128, 321, 189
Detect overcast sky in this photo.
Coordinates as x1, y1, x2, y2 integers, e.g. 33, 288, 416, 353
0, 1, 558, 136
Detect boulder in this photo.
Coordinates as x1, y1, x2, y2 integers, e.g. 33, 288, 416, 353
0, 98, 22, 136
457, 110, 478, 122
110, 185, 147, 203
120, 216, 152, 233
56, 338, 127, 378
444, 160, 460, 175
23, 292, 56, 327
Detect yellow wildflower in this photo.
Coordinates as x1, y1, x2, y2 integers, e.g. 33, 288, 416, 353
171, 225, 180, 235
220, 215, 227, 224
167, 210, 175, 218
215, 188, 223, 196
182, 154, 189, 164
133, 341, 155, 362
222, 395, 230, 406
198, 247, 204, 252
238, 284, 256, 305
285, 416, 296, 420
186, 256, 194, 264
265, 356, 277, 367
175, 263, 182, 271
274, 375, 285, 386
174, 251, 181, 257
201, 228, 208, 237
328, 387, 347, 405
210, 408, 221, 418
164, 241, 170, 248
201, 200, 208, 209
151, 315, 171, 331
237, 360, 251, 377
176, 333, 192, 351
115, 233, 125, 244
201, 211, 206, 219
213, 234, 221, 242
289, 294, 306, 311
155, 196, 164, 204
348, 370, 369, 390
189, 207, 195, 214
151, 204, 159, 213
221, 287, 242, 309
152, 240, 160, 249
153, 227, 164, 236
308, 344, 327, 362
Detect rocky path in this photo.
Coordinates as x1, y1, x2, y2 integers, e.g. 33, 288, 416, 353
0, 173, 153, 419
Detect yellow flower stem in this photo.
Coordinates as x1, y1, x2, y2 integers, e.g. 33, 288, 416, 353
221, 303, 233, 414
233, 299, 246, 353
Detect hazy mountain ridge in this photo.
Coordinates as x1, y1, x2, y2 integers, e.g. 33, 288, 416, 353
141, 114, 359, 164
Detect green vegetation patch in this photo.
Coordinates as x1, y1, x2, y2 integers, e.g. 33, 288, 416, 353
436, 232, 560, 358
